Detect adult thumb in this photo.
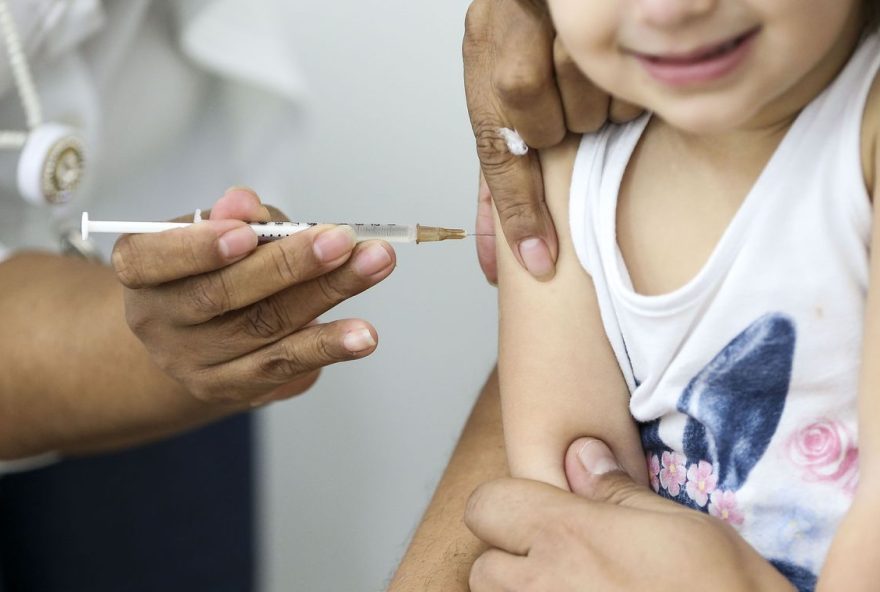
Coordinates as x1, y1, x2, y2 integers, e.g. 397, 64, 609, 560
565, 438, 657, 510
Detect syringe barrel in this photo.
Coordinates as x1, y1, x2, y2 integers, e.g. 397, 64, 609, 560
250, 222, 417, 243
347, 224, 417, 243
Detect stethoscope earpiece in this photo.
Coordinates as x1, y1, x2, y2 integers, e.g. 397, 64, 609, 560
17, 123, 85, 206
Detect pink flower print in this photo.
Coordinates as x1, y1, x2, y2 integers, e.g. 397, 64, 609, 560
659, 451, 687, 496
708, 490, 744, 526
787, 419, 859, 496
647, 453, 660, 493
685, 460, 717, 507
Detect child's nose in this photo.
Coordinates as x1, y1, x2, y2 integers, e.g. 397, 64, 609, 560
634, 0, 716, 28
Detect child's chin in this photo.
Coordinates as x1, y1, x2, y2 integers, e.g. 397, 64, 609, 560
658, 105, 751, 136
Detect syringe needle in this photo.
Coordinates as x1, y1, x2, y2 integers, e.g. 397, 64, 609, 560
415, 226, 467, 243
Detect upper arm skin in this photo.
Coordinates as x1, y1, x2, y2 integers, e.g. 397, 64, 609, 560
818, 70, 880, 590
495, 135, 647, 489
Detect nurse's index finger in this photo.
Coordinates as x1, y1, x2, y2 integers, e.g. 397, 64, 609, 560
112, 219, 258, 289
463, 0, 560, 280
159, 225, 362, 325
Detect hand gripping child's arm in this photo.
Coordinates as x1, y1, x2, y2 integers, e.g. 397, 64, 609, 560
495, 135, 647, 489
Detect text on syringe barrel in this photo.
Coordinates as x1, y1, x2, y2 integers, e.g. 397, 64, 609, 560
252, 222, 417, 243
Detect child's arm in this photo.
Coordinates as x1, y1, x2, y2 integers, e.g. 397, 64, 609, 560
818, 71, 880, 591
496, 135, 647, 488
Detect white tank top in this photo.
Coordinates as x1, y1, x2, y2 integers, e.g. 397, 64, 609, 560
569, 34, 880, 591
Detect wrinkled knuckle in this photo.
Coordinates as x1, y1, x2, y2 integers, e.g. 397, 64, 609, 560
494, 64, 552, 110
474, 123, 519, 171
243, 297, 292, 340
495, 200, 536, 230
602, 479, 646, 507
314, 330, 341, 363
270, 247, 303, 286
261, 342, 306, 381
111, 239, 145, 288
183, 276, 229, 319
315, 275, 349, 305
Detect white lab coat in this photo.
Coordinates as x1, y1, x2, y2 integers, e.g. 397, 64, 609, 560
0, 0, 308, 259
0, 0, 308, 472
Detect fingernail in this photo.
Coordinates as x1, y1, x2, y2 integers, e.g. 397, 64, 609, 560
225, 185, 256, 194
518, 237, 554, 280
353, 244, 393, 277
577, 439, 621, 476
313, 226, 357, 263
343, 328, 376, 353
218, 225, 257, 259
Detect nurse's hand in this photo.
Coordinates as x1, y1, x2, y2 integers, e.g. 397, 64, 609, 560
111, 187, 395, 406
463, 0, 641, 283
465, 439, 795, 592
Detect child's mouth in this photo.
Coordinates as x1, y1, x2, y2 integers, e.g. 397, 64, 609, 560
632, 28, 760, 87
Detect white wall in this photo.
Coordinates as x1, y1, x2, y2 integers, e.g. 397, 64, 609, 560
256, 2, 497, 590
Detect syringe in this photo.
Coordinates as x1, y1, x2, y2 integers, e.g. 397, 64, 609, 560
81, 212, 467, 244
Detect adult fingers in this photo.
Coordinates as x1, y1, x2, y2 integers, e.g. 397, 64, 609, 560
195, 241, 396, 362
209, 186, 273, 222
112, 219, 258, 289
464, 477, 564, 556
156, 225, 361, 325
475, 173, 498, 284
490, 1, 565, 148
464, 0, 559, 281
194, 319, 379, 403
565, 438, 676, 514
469, 549, 530, 592
553, 37, 611, 133
609, 97, 644, 123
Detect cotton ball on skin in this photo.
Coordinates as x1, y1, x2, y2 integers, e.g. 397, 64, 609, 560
498, 128, 528, 156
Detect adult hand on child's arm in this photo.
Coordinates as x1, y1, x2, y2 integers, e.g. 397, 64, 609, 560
114, 187, 396, 406
464, 0, 640, 283
466, 438, 796, 592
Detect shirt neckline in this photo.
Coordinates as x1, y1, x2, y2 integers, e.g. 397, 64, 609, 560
599, 108, 811, 316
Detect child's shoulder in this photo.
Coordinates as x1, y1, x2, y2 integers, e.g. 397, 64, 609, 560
862, 66, 880, 197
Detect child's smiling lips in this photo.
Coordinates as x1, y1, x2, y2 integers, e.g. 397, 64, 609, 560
625, 27, 761, 87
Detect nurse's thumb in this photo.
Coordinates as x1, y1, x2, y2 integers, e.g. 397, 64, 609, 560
565, 438, 653, 509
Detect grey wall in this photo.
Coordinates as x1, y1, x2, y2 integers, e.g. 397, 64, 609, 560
256, 2, 497, 590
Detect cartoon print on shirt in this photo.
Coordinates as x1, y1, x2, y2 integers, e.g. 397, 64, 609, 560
640, 312, 817, 592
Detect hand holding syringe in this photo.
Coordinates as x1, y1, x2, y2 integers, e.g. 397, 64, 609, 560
100, 187, 487, 409
82, 212, 469, 244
